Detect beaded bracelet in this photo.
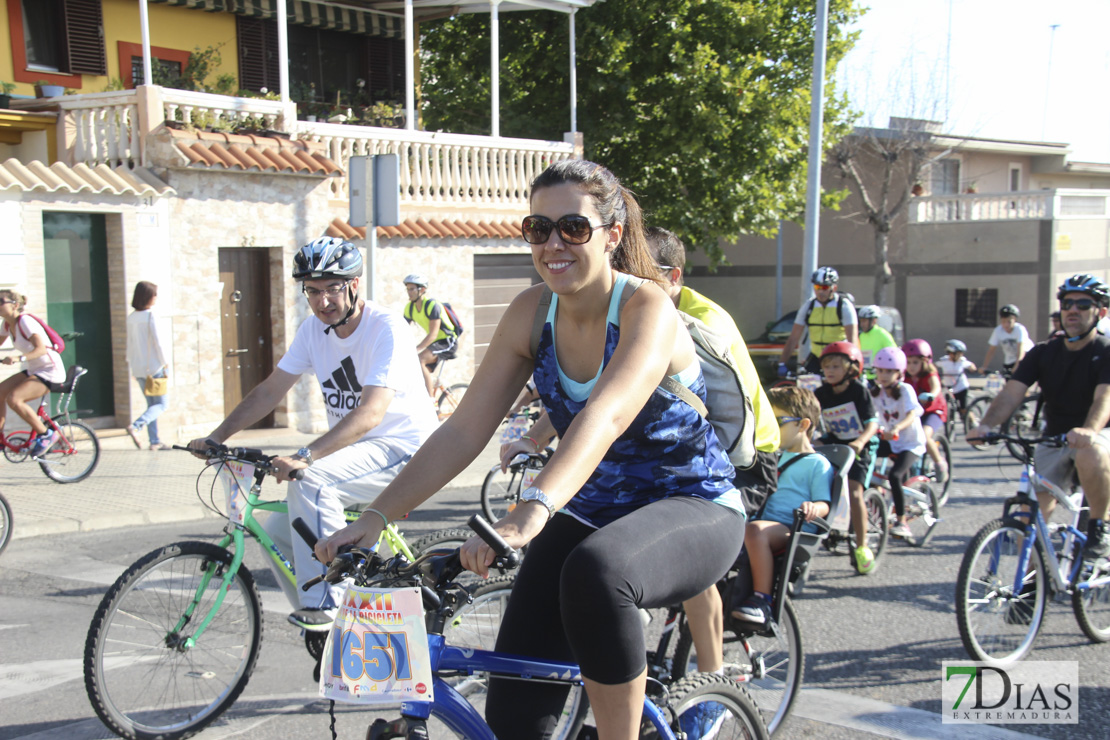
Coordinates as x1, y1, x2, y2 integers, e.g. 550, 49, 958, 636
522, 435, 541, 452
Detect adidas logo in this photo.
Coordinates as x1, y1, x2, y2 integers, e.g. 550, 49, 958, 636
322, 356, 362, 410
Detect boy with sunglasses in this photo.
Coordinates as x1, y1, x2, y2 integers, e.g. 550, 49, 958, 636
778, 266, 859, 376
969, 274, 1110, 563
732, 385, 832, 626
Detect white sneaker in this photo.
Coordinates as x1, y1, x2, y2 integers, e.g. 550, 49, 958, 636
890, 522, 912, 538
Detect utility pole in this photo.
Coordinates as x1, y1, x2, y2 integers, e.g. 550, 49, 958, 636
799, 0, 830, 305
1041, 24, 1060, 140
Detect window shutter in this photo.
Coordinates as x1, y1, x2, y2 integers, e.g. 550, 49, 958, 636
64, 0, 107, 76
237, 15, 280, 92
367, 36, 404, 98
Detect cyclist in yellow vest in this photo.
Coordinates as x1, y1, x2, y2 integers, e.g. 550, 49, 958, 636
402, 273, 459, 396
778, 266, 859, 375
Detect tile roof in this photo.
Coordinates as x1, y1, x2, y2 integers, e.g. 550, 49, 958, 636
168, 128, 341, 175
327, 215, 525, 241
0, 158, 174, 196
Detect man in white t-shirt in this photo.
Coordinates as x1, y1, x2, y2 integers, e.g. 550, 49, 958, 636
982, 303, 1034, 376
189, 237, 437, 630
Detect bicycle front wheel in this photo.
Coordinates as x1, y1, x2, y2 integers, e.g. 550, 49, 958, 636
437, 382, 470, 420
1003, 395, 1042, 463
481, 464, 525, 523
0, 492, 12, 557
864, 489, 890, 568
955, 518, 1046, 667
40, 418, 100, 483
667, 673, 770, 740
674, 597, 803, 735
1072, 567, 1110, 643
84, 541, 263, 740
903, 479, 941, 548
964, 396, 992, 448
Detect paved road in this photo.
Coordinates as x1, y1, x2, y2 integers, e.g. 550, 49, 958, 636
1, 431, 1107, 738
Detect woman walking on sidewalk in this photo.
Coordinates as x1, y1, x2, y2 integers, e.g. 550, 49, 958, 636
126, 281, 170, 450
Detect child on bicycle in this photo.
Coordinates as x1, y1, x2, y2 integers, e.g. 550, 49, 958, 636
813, 341, 880, 574
732, 385, 832, 625
870, 347, 925, 539
903, 339, 949, 483
936, 339, 977, 422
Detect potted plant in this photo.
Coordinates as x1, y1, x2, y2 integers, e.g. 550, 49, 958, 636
34, 80, 66, 98
0, 80, 14, 108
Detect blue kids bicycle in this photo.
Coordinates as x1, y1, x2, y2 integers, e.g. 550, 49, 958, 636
299, 514, 771, 740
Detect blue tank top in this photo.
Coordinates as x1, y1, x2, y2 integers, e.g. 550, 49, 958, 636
533, 273, 740, 528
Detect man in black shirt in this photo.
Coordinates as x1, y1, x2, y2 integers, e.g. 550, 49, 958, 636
970, 274, 1110, 562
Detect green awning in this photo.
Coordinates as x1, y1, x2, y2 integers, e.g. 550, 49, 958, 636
151, 0, 403, 39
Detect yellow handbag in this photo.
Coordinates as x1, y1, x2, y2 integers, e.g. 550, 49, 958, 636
144, 375, 167, 396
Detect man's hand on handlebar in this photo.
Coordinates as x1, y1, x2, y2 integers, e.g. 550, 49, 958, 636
1066, 427, 1100, 450
271, 455, 309, 483
966, 423, 993, 446
186, 437, 221, 460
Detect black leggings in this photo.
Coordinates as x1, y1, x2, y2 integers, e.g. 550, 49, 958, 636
876, 439, 918, 517
485, 496, 744, 738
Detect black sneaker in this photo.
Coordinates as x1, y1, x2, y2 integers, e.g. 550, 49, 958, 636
1084, 519, 1110, 563
288, 607, 337, 632
730, 595, 771, 626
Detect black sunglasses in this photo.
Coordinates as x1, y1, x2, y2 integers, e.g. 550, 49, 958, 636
521, 214, 608, 245
1061, 298, 1096, 311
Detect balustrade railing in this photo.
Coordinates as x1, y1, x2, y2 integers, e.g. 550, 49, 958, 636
11, 86, 575, 210
296, 122, 575, 207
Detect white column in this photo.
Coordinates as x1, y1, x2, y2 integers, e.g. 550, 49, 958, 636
799, 0, 829, 304
491, 0, 500, 138
569, 9, 577, 133
139, 0, 153, 86
277, 0, 289, 104
405, 0, 415, 130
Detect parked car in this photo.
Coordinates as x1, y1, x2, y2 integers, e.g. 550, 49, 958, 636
748, 305, 904, 386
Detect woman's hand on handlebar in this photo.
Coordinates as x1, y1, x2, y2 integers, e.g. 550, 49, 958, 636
315, 516, 383, 565
460, 505, 545, 578
499, 438, 535, 472
186, 437, 220, 460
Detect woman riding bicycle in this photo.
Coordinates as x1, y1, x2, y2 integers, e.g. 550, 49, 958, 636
319, 159, 745, 740
0, 289, 66, 458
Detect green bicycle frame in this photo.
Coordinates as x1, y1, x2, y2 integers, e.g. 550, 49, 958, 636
175, 463, 416, 649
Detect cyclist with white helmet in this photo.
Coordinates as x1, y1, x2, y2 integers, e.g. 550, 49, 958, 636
936, 339, 976, 422
402, 273, 460, 396
857, 305, 896, 380
870, 346, 926, 539
189, 237, 437, 630
982, 303, 1033, 376
903, 339, 949, 482
778, 266, 858, 375
970, 274, 1110, 563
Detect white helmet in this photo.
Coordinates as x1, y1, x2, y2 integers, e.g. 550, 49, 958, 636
402, 273, 429, 287
858, 305, 880, 319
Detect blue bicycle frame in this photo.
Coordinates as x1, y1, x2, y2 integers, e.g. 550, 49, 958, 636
389, 635, 673, 738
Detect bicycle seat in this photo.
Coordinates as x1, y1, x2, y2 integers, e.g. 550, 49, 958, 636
57, 365, 88, 394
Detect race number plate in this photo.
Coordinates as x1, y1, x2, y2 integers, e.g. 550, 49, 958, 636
986, 375, 1004, 394
320, 586, 434, 704
218, 461, 255, 526
798, 373, 822, 392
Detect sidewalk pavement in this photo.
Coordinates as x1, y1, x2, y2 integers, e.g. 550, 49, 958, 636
4, 426, 502, 541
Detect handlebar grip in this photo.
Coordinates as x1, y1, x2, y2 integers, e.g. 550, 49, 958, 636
468, 514, 512, 558
290, 468, 305, 480
292, 517, 318, 550
302, 575, 324, 592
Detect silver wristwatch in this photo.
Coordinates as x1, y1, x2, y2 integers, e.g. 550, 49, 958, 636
520, 486, 556, 520
294, 446, 314, 466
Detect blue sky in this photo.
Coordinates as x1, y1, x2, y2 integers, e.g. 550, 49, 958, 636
836, 0, 1110, 163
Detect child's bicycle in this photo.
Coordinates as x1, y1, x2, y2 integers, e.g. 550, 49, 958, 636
301, 515, 771, 740
0, 490, 11, 557
1, 364, 100, 483
429, 354, 469, 420
82, 443, 496, 740
955, 432, 1110, 667
867, 451, 942, 548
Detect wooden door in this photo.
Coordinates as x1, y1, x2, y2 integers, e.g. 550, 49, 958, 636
473, 254, 541, 368
218, 248, 274, 427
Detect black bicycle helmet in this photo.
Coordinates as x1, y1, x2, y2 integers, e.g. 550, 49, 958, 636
1057, 273, 1110, 307
999, 304, 1020, 318
292, 237, 363, 281
811, 266, 839, 285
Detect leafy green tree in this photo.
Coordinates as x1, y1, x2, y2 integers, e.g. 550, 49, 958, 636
420, 0, 861, 263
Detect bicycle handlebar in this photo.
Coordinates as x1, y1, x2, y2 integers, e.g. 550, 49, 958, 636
172, 441, 305, 480
969, 432, 1066, 449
